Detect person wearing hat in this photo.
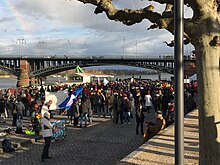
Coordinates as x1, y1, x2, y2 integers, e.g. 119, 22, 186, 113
41, 111, 54, 162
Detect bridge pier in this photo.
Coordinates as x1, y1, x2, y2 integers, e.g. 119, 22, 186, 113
30, 77, 42, 86
17, 60, 30, 87
17, 69, 29, 87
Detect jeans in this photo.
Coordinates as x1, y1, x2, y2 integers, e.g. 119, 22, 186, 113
80, 113, 88, 127
124, 112, 130, 123
136, 122, 144, 134
116, 111, 123, 124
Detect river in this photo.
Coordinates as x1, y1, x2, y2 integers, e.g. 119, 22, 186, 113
0, 73, 173, 89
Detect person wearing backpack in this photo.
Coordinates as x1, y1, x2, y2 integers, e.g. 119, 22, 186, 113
41, 111, 54, 162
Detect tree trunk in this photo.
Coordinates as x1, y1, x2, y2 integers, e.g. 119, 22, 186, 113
196, 36, 220, 164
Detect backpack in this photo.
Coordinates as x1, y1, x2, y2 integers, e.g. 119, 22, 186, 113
15, 126, 23, 134
2, 139, 15, 152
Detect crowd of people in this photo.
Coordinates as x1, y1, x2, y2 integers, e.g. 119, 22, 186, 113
61, 78, 198, 135
0, 78, 198, 138
0, 78, 198, 162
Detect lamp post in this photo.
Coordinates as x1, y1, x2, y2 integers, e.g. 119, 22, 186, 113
174, 0, 184, 164
135, 40, 138, 59
123, 36, 125, 59
17, 37, 26, 58
37, 41, 47, 56
67, 40, 70, 56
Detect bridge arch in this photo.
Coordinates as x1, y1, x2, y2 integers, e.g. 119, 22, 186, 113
0, 56, 197, 87
0, 65, 19, 77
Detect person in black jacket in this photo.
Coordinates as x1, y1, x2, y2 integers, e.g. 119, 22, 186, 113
112, 93, 123, 124
135, 99, 145, 135
0, 98, 6, 123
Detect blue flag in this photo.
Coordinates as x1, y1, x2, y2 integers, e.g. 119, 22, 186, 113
58, 87, 83, 110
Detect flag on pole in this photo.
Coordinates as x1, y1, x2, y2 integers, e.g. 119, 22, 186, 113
58, 87, 83, 110
97, 77, 101, 85
103, 78, 109, 86
76, 65, 84, 73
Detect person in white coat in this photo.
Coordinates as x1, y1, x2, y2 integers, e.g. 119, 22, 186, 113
41, 111, 54, 162
144, 91, 152, 113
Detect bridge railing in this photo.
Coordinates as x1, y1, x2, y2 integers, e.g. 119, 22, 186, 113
0, 55, 164, 60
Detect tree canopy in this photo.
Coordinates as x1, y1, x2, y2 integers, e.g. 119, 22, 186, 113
76, 0, 220, 47
75, 0, 220, 165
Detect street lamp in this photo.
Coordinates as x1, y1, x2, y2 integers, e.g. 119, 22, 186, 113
17, 37, 26, 58
174, 0, 184, 164
67, 40, 70, 56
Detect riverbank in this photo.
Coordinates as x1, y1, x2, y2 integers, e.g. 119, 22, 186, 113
0, 75, 14, 78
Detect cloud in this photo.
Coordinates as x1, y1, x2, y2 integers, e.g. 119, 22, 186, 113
0, 16, 14, 23
0, 0, 192, 58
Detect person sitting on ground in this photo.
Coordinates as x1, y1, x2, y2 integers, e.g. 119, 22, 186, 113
143, 111, 166, 143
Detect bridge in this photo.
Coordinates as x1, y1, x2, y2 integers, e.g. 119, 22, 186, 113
0, 55, 196, 87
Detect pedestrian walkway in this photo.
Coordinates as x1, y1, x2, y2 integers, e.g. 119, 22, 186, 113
0, 113, 111, 153
0, 110, 156, 165
0, 110, 198, 165
119, 109, 199, 165
0, 116, 41, 153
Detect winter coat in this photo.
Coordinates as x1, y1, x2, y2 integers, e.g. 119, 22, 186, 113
69, 102, 79, 116
135, 103, 145, 123
81, 98, 90, 114
107, 95, 114, 109
113, 96, 123, 112
0, 99, 5, 113
92, 94, 101, 106
41, 117, 54, 138
123, 99, 131, 112
15, 101, 25, 115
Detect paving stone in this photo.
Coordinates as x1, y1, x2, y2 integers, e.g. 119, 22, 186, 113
0, 110, 199, 165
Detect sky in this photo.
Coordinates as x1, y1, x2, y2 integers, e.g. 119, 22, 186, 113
0, 0, 194, 59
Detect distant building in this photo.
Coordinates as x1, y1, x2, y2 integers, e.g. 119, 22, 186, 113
71, 72, 114, 84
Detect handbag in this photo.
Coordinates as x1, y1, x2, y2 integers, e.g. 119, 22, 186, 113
12, 109, 17, 114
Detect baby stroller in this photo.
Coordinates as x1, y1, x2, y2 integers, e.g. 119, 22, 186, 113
51, 120, 66, 143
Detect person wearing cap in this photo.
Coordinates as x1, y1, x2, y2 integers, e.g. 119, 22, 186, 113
41, 111, 54, 162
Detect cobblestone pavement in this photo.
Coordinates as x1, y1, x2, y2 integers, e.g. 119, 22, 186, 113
0, 111, 156, 165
